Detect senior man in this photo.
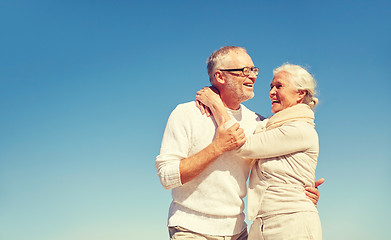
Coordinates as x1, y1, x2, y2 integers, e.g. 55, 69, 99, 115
156, 46, 322, 240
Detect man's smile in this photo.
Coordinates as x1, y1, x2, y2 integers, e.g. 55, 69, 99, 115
243, 83, 254, 88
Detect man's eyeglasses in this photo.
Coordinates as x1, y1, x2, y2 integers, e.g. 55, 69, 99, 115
220, 67, 259, 76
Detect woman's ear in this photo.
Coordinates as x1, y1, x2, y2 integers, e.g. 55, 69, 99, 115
297, 90, 307, 103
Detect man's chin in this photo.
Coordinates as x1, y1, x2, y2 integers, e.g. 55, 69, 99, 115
240, 93, 254, 103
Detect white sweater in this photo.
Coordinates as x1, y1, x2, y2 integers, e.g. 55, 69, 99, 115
156, 101, 263, 236
238, 120, 319, 220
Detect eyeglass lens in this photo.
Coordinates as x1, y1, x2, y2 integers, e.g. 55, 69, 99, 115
244, 67, 259, 76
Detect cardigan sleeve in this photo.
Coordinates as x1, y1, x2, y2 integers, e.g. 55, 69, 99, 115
237, 121, 317, 159
155, 104, 191, 190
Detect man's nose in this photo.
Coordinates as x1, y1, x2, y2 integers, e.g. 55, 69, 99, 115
248, 71, 257, 80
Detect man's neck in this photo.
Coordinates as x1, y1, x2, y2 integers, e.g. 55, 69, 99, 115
221, 97, 241, 110
218, 87, 242, 110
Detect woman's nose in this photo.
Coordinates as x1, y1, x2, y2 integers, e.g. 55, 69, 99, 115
269, 86, 276, 95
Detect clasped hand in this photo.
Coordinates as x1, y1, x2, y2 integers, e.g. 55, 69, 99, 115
214, 123, 246, 154
196, 86, 246, 153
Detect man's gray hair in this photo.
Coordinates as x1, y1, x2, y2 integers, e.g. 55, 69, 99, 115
206, 46, 247, 84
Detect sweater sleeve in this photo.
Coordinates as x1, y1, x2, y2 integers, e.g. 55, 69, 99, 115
155, 104, 191, 190
237, 121, 316, 159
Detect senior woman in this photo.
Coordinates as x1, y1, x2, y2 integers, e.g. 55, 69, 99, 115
196, 64, 322, 240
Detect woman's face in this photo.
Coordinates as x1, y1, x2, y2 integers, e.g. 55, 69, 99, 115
269, 71, 303, 113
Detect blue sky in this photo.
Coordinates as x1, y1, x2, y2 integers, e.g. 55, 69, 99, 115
0, 1, 390, 239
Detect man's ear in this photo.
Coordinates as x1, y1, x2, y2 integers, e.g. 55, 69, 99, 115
214, 70, 225, 84
297, 90, 307, 103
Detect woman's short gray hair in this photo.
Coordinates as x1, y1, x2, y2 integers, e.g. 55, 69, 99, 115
273, 64, 319, 109
206, 46, 247, 84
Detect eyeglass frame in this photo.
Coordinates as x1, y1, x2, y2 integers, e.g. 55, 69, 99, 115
219, 67, 259, 76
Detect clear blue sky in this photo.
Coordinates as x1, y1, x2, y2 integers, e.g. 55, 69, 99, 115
1, 1, 390, 239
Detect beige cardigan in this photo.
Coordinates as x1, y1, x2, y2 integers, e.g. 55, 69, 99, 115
237, 104, 319, 220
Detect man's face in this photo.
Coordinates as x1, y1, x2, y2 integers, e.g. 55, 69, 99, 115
220, 52, 257, 104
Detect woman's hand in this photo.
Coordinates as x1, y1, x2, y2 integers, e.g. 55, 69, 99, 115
196, 87, 223, 111
213, 123, 246, 154
305, 178, 325, 206
196, 87, 217, 117
196, 87, 229, 125
195, 99, 212, 117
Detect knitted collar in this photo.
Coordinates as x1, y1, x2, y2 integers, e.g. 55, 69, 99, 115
266, 104, 315, 131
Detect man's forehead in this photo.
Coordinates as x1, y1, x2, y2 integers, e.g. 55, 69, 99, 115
229, 50, 250, 58
225, 51, 254, 66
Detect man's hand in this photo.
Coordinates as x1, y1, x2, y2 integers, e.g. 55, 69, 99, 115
213, 123, 246, 154
305, 178, 325, 206
179, 123, 246, 185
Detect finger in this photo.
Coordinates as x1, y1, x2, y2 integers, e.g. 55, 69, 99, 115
308, 196, 317, 205
197, 88, 208, 96
206, 87, 214, 93
239, 132, 246, 141
195, 100, 200, 111
196, 100, 204, 115
234, 129, 245, 139
197, 87, 207, 95
205, 107, 212, 117
201, 87, 210, 93
203, 106, 208, 116
305, 190, 318, 198
305, 191, 319, 205
305, 186, 319, 195
195, 96, 204, 105
237, 137, 246, 147
238, 138, 246, 147
315, 178, 325, 188
196, 100, 205, 115
227, 123, 241, 132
